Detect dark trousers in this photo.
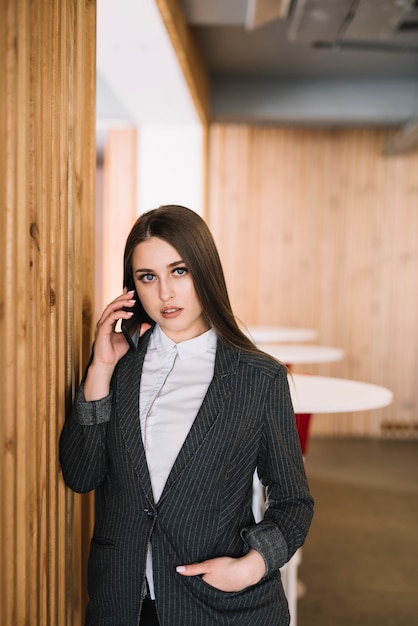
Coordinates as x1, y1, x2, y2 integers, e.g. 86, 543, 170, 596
139, 597, 159, 626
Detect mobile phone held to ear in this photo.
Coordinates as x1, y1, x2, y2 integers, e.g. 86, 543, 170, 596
120, 274, 153, 349
121, 275, 138, 350
121, 316, 137, 350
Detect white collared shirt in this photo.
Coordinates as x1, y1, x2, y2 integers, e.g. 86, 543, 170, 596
139, 324, 217, 597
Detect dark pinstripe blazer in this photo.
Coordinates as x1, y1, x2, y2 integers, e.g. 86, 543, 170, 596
59, 332, 313, 626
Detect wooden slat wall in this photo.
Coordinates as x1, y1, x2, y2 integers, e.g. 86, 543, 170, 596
208, 125, 418, 438
0, 1, 96, 624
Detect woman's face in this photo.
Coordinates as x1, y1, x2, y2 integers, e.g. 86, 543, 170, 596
132, 237, 209, 343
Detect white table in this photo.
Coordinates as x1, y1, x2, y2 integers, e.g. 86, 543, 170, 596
244, 326, 318, 344
259, 344, 345, 365
288, 374, 393, 414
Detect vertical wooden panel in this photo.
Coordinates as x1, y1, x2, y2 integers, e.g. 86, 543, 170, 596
155, 0, 210, 125
208, 125, 418, 438
0, 1, 96, 624
0, 0, 4, 615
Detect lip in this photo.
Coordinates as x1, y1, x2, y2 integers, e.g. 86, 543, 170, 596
161, 306, 183, 318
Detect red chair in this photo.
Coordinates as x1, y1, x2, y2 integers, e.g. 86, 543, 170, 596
295, 413, 312, 456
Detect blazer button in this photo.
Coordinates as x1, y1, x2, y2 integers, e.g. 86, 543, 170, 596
144, 508, 155, 519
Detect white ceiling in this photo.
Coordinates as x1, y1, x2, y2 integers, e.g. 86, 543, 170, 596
97, 0, 200, 126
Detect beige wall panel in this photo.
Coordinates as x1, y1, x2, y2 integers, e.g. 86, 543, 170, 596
0, 0, 96, 624
98, 129, 137, 316
208, 125, 418, 438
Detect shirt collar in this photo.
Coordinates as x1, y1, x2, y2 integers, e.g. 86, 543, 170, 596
151, 324, 217, 360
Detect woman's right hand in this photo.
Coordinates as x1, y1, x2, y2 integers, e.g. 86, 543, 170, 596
93, 290, 137, 366
83, 291, 137, 401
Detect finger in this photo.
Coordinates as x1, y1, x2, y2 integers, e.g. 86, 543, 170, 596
96, 310, 134, 335
96, 295, 136, 327
176, 562, 209, 577
113, 291, 136, 310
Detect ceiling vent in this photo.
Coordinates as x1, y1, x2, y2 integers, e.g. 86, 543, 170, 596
288, 0, 418, 50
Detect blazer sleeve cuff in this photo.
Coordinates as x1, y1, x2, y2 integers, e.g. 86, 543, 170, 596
240, 521, 288, 576
73, 384, 113, 425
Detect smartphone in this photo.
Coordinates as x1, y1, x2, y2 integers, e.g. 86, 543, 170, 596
121, 273, 153, 349
121, 314, 137, 350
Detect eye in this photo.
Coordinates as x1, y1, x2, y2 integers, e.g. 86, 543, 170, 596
139, 273, 155, 283
174, 267, 188, 277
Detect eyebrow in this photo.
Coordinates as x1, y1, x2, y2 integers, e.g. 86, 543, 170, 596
134, 260, 184, 274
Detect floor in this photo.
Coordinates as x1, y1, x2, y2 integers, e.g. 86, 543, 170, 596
297, 438, 418, 626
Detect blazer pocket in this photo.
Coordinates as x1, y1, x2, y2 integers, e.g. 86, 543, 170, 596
185, 572, 282, 611
91, 533, 115, 548
188, 573, 255, 601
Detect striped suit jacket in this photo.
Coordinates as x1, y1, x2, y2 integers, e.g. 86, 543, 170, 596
59, 332, 314, 626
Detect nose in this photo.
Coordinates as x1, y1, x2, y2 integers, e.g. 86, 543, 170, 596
159, 280, 174, 303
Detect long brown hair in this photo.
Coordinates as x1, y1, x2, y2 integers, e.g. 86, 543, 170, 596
123, 205, 259, 353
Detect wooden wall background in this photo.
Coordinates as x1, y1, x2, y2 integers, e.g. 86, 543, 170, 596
208, 125, 418, 438
0, 0, 96, 623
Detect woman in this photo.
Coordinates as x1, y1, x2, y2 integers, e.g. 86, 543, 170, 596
59, 205, 314, 626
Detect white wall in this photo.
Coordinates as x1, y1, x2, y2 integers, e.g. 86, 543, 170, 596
137, 124, 204, 217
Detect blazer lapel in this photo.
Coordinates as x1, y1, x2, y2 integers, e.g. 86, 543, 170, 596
158, 340, 240, 505
116, 332, 155, 505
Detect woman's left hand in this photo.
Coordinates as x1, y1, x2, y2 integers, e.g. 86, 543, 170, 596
176, 548, 266, 592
